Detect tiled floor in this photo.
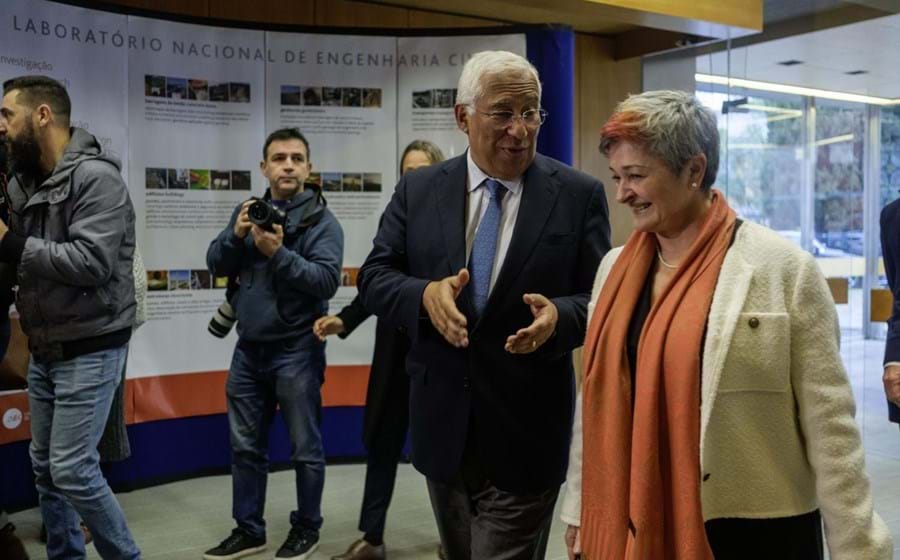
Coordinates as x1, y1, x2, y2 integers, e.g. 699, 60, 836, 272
10, 332, 900, 559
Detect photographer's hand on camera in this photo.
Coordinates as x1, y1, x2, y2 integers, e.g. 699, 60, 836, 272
251, 223, 284, 258
233, 200, 254, 239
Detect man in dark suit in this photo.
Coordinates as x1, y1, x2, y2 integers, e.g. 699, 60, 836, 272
358, 51, 610, 559
881, 198, 900, 423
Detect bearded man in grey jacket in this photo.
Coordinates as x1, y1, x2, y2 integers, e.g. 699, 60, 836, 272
0, 76, 139, 560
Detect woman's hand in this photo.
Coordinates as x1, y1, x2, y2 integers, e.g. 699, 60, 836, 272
313, 315, 345, 341
564, 524, 581, 560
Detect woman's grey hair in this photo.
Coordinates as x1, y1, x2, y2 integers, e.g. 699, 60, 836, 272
600, 90, 720, 192
455, 51, 541, 111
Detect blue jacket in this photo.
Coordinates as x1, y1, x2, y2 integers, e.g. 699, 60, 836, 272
207, 189, 343, 345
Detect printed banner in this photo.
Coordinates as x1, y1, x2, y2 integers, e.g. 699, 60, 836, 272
265, 32, 398, 366
0, 0, 526, 444
125, 15, 266, 381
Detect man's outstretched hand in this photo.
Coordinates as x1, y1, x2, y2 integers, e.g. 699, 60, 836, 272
423, 268, 470, 348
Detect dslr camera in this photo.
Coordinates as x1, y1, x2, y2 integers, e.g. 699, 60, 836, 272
248, 197, 286, 231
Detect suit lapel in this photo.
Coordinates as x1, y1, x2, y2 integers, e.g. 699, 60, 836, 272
435, 156, 475, 317
479, 155, 560, 322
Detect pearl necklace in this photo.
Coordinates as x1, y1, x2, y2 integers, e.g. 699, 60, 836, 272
656, 247, 679, 269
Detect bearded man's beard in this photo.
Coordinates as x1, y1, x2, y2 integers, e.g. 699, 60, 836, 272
6, 120, 42, 178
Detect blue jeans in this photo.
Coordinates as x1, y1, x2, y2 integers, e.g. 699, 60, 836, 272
28, 344, 140, 560
227, 338, 326, 539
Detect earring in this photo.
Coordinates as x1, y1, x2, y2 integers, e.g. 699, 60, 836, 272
691, 182, 698, 189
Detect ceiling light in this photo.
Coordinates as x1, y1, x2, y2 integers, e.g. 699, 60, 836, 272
815, 133, 854, 146
777, 59, 804, 66
695, 73, 900, 105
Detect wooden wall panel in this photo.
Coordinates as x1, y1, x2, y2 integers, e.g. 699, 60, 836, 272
575, 33, 641, 247
314, 0, 409, 27
105, 0, 209, 18
210, 0, 315, 26
407, 11, 502, 28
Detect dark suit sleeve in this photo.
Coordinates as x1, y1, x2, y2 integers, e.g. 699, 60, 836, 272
358, 175, 431, 341
882, 203, 900, 364
545, 178, 611, 358
880, 203, 900, 423
336, 294, 371, 338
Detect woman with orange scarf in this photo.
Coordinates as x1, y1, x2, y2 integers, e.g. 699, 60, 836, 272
560, 90, 891, 559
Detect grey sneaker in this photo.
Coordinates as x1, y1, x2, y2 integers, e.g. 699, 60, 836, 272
276, 526, 319, 559
203, 528, 266, 560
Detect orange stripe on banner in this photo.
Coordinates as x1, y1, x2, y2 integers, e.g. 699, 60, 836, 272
0, 391, 30, 445
0, 366, 370, 444
132, 365, 370, 422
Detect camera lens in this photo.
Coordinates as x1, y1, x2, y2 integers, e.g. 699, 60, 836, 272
248, 200, 271, 226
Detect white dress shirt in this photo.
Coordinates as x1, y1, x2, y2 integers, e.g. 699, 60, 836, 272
465, 150, 523, 295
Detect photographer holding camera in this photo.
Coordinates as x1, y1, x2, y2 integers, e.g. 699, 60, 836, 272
205, 128, 343, 560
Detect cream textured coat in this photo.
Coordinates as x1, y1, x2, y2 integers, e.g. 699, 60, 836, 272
561, 221, 892, 559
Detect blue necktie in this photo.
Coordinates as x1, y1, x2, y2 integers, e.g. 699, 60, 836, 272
470, 179, 507, 314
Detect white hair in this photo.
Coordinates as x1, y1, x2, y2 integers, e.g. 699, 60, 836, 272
455, 50, 541, 111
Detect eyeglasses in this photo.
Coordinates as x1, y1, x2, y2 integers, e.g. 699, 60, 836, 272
475, 108, 548, 128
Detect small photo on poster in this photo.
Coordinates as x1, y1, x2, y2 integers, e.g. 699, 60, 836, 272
322, 173, 342, 192
169, 270, 190, 291
231, 171, 252, 191
191, 269, 212, 290
342, 173, 362, 192
306, 172, 321, 189
146, 168, 167, 189
213, 276, 229, 289
302, 87, 322, 106
363, 173, 382, 192
341, 267, 360, 287
342, 88, 361, 108
281, 85, 301, 106
147, 270, 168, 291
230, 83, 251, 103
145, 75, 165, 97
362, 88, 382, 108
189, 79, 209, 101
322, 87, 342, 107
168, 169, 189, 190
413, 89, 433, 109
190, 169, 211, 190
434, 89, 454, 109
167, 77, 187, 100
209, 82, 229, 102
211, 170, 231, 190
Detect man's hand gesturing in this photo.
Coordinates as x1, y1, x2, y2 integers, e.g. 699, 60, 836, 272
422, 268, 470, 348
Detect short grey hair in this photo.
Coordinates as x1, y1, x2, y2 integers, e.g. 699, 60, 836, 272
455, 51, 541, 111
600, 90, 720, 192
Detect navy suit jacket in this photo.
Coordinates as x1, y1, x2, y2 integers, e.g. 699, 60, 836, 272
881, 198, 900, 423
358, 153, 611, 493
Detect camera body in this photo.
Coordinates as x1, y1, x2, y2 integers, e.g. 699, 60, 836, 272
248, 197, 286, 231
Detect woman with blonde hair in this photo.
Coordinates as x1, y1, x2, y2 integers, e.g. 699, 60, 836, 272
561, 90, 891, 559
316, 139, 445, 560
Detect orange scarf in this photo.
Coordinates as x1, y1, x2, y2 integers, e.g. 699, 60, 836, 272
580, 190, 736, 559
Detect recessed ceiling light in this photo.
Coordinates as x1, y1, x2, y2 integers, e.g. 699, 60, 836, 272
845, 70, 868, 75
777, 59, 804, 66
695, 73, 900, 105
